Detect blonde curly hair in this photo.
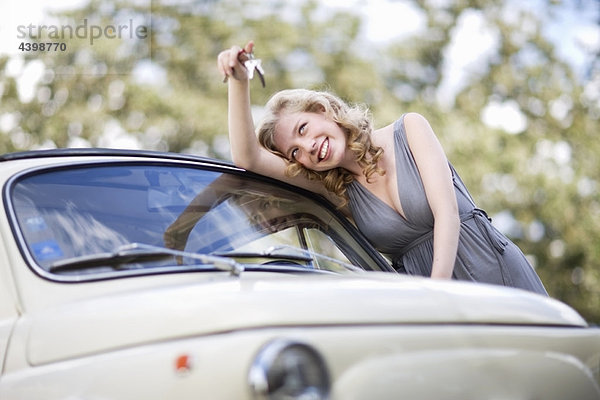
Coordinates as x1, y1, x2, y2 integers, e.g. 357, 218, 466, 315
256, 89, 385, 206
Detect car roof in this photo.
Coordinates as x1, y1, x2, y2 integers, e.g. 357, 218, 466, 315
0, 148, 236, 169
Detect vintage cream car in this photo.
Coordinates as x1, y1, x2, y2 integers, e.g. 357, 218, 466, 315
0, 148, 599, 399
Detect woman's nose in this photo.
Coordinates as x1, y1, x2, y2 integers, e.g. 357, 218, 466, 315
302, 138, 317, 154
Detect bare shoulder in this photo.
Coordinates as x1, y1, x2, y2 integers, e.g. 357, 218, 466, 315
401, 112, 450, 171
373, 113, 432, 145
403, 112, 433, 134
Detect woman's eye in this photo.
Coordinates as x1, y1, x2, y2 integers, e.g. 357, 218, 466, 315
299, 123, 306, 135
291, 149, 298, 160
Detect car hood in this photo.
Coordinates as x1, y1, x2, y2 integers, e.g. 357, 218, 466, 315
25, 272, 584, 365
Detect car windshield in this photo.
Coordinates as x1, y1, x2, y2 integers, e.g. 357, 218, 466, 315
8, 162, 387, 280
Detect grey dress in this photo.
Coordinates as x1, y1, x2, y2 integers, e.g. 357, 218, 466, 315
346, 116, 548, 295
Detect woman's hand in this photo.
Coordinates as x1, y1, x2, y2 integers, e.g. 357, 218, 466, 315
217, 41, 254, 83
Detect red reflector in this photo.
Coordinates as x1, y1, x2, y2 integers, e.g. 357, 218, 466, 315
175, 354, 192, 372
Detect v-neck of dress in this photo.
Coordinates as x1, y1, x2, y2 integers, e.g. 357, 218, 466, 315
350, 178, 410, 224
349, 122, 410, 224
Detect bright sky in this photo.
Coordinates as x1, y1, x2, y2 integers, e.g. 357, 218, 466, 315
1, 0, 598, 138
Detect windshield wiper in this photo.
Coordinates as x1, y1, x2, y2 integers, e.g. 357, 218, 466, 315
213, 245, 313, 263
48, 243, 244, 276
213, 245, 363, 273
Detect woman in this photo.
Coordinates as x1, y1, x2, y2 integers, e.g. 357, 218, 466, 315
217, 41, 547, 295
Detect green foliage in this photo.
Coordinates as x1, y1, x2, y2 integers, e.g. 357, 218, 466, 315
1, 0, 598, 322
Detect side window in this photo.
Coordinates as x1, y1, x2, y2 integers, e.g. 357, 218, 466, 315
236, 227, 301, 253
303, 228, 352, 272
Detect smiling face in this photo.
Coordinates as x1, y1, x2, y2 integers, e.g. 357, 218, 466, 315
273, 111, 350, 172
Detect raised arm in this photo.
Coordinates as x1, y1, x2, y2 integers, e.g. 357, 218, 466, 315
217, 42, 335, 202
217, 42, 285, 174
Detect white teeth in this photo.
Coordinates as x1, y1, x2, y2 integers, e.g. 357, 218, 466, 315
319, 139, 329, 160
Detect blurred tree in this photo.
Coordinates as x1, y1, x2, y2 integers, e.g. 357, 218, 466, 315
0, 0, 598, 322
